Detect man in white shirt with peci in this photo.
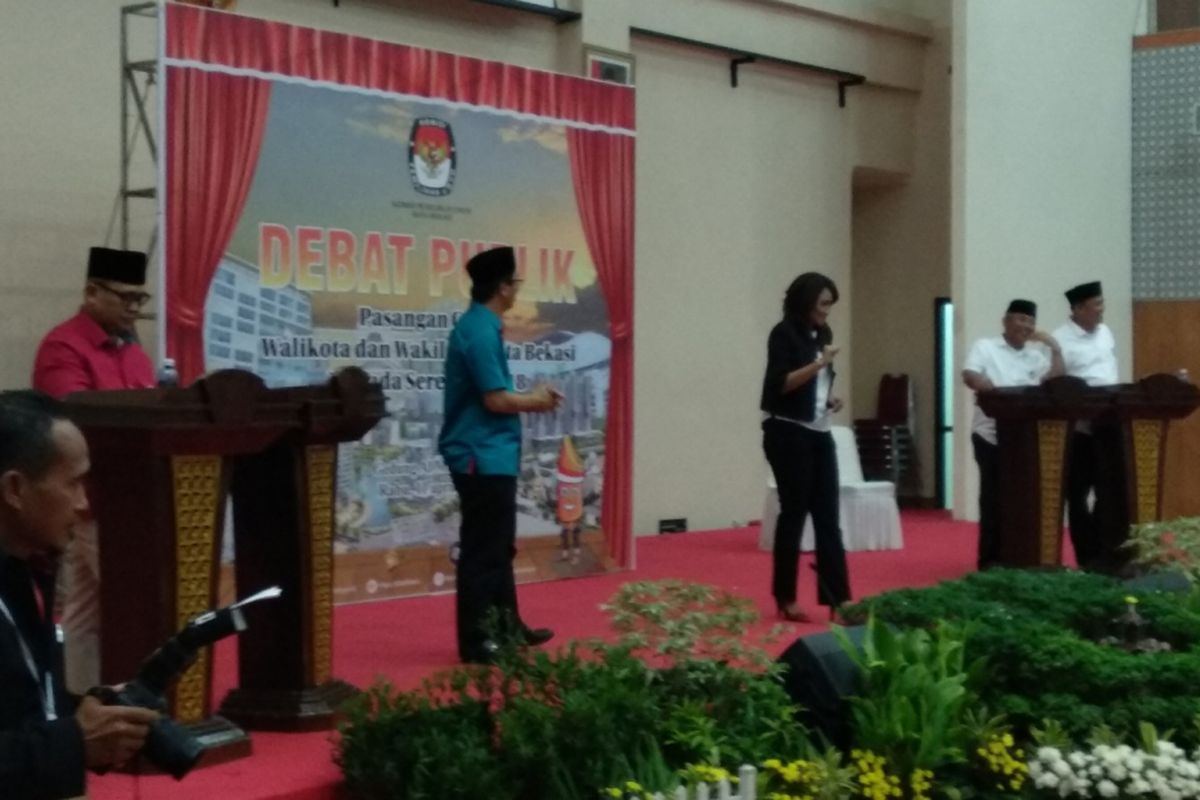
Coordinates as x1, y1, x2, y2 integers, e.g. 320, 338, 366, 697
963, 299, 1065, 570
1052, 281, 1119, 569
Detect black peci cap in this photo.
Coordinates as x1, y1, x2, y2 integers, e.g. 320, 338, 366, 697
1065, 281, 1102, 306
87, 247, 147, 285
1006, 299, 1037, 317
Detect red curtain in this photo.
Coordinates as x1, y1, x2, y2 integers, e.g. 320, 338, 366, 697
166, 4, 634, 130
567, 130, 635, 569
164, 67, 271, 384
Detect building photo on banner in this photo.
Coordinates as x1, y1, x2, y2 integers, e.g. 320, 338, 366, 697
161, 3, 636, 605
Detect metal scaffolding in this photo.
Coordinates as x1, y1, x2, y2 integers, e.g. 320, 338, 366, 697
119, 2, 159, 254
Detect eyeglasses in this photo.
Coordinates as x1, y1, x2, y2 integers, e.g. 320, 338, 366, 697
91, 281, 152, 308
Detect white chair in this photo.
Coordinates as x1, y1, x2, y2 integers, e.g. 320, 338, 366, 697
759, 425, 904, 552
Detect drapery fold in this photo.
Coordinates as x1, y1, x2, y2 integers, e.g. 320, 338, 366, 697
164, 68, 271, 384
165, 4, 634, 131
567, 130, 635, 568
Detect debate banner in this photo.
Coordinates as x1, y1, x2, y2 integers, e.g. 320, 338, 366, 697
161, 3, 635, 603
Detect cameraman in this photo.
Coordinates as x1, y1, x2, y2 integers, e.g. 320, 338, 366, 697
0, 390, 158, 799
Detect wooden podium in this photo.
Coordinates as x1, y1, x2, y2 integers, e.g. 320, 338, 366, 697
977, 374, 1200, 569
63, 368, 385, 753
219, 369, 384, 730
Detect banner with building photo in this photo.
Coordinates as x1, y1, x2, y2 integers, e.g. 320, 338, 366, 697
161, 4, 635, 603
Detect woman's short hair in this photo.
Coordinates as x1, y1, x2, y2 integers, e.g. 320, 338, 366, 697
783, 272, 839, 322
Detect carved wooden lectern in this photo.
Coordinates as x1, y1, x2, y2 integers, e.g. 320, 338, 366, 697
63, 368, 385, 758
219, 372, 382, 730
976, 374, 1200, 569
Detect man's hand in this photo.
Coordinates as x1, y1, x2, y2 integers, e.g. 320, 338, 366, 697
828, 397, 844, 413
76, 695, 159, 770
819, 345, 840, 364
530, 385, 564, 412
1030, 330, 1060, 350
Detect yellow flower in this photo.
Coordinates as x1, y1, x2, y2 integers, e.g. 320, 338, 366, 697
1125, 595, 1140, 605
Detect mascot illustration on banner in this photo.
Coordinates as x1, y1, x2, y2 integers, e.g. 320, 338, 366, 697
556, 435, 585, 565
408, 117, 456, 196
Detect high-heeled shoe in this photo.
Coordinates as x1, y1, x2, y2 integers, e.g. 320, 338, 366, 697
776, 604, 810, 623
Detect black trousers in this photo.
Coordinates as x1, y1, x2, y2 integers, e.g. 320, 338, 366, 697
1065, 432, 1103, 568
972, 434, 1000, 570
763, 420, 850, 608
451, 473, 521, 660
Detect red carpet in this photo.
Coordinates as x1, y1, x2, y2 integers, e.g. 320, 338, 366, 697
90, 510, 976, 800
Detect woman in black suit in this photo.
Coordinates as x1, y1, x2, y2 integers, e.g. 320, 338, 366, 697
759, 272, 850, 622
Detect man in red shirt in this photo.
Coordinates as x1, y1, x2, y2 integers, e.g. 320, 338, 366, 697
33, 248, 155, 397
31, 247, 155, 693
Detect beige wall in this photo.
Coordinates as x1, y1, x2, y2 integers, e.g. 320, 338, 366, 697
0, 0, 944, 535
850, 9, 951, 500
950, 0, 1138, 520
631, 36, 855, 533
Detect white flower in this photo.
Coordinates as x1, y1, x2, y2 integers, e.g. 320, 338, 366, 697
1127, 755, 1146, 772
1039, 746, 1063, 762
1036, 771, 1061, 789
1157, 741, 1184, 758
1130, 777, 1152, 795
1069, 752, 1089, 768
1107, 764, 1129, 782
1097, 779, 1119, 798
1053, 759, 1073, 777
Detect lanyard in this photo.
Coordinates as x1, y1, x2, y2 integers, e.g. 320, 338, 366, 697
0, 594, 57, 722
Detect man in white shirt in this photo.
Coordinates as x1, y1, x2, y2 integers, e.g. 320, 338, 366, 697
963, 300, 1064, 569
1052, 281, 1119, 569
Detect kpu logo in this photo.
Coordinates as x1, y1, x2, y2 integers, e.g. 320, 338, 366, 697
408, 117, 457, 196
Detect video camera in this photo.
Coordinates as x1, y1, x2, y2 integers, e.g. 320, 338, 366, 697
90, 586, 281, 779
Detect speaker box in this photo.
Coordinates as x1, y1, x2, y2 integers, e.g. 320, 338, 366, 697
777, 625, 866, 749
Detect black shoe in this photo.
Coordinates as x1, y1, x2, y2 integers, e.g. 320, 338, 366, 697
522, 627, 554, 647
462, 639, 500, 665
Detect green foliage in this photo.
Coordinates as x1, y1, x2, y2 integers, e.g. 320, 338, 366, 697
833, 616, 984, 778
337, 581, 809, 800
655, 658, 809, 768
337, 681, 510, 800
845, 568, 1200, 747
494, 645, 671, 800
1127, 516, 1200, 583
604, 579, 786, 670
1029, 719, 1071, 750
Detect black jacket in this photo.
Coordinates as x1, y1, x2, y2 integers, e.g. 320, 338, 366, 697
760, 319, 836, 422
0, 552, 85, 800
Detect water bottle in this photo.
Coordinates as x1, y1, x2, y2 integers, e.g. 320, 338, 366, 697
1178, 368, 1191, 384
157, 358, 179, 388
